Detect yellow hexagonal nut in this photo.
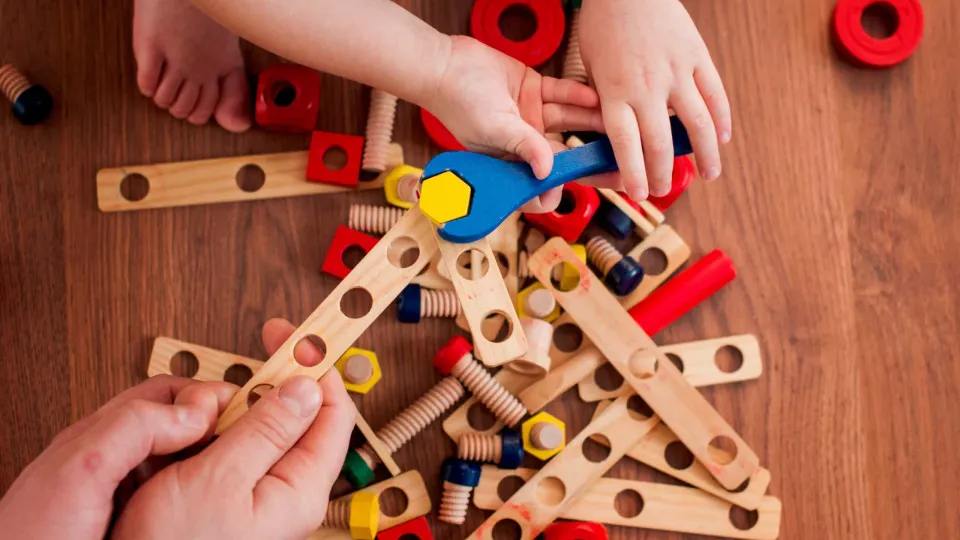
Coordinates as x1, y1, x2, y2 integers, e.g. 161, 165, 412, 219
516, 282, 560, 322
522, 411, 566, 461
335, 348, 382, 394
562, 244, 586, 291
383, 164, 423, 209
348, 492, 380, 539
418, 171, 472, 224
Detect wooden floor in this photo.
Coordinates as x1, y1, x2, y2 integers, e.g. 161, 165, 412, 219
2, 0, 958, 538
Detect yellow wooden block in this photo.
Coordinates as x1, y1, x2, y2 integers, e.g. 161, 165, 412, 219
335, 348, 382, 394
516, 283, 561, 323
419, 171, 472, 224
383, 164, 423, 209
349, 492, 380, 539
521, 411, 566, 461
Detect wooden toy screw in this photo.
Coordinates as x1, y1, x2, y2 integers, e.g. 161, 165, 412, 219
324, 499, 352, 529
439, 459, 481, 525
530, 421, 564, 450
323, 492, 379, 539
354, 377, 465, 469
396, 284, 461, 323
522, 288, 556, 319
561, 3, 588, 84
434, 336, 528, 427
361, 89, 399, 173
585, 236, 645, 296
457, 430, 524, 468
0, 65, 53, 125
341, 354, 374, 385
348, 204, 404, 234
395, 172, 420, 204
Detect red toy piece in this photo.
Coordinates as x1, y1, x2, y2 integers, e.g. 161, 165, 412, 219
543, 521, 608, 540
471, 0, 565, 67
433, 336, 474, 375
523, 183, 600, 243
320, 225, 379, 280
832, 0, 924, 68
254, 64, 321, 133
420, 108, 466, 151
648, 155, 696, 211
376, 516, 434, 540
306, 131, 365, 187
628, 249, 736, 336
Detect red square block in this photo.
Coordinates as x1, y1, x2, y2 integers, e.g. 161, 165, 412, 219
543, 521, 608, 540
306, 131, 365, 187
376, 516, 433, 540
254, 64, 321, 133
321, 226, 379, 280
523, 182, 600, 243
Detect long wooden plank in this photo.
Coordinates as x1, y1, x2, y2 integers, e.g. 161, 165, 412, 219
527, 238, 759, 490
216, 208, 438, 433
355, 413, 402, 477
308, 471, 431, 540
97, 144, 402, 211
474, 467, 781, 539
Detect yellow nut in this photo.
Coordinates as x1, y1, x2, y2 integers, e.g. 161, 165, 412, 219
562, 244, 586, 291
383, 164, 423, 209
516, 282, 560, 323
418, 171, 472, 224
348, 492, 380, 539
522, 412, 566, 461
335, 348, 382, 394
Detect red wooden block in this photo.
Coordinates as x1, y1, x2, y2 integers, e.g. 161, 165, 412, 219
470, 0, 566, 67
523, 183, 600, 243
254, 64, 321, 133
832, 0, 923, 68
306, 131, 365, 187
647, 155, 696, 211
321, 226, 379, 280
420, 108, 466, 151
543, 521, 608, 540
376, 516, 433, 540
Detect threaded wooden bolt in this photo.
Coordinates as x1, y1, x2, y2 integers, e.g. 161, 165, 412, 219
457, 429, 524, 468
561, 6, 588, 84
585, 236, 645, 296
396, 284, 461, 323
361, 89, 399, 173
0, 65, 53, 125
530, 422, 564, 450
323, 492, 379, 539
438, 459, 481, 525
433, 336, 528, 427
324, 499, 352, 529
348, 204, 403, 234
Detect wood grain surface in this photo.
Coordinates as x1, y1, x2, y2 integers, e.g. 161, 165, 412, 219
1, 1, 958, 539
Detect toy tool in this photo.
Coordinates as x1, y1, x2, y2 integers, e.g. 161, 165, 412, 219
419, 117, 692, 243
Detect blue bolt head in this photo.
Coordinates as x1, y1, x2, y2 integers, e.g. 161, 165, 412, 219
12, 85, 53, 126
395, 284, 422, 323
498, 430, 524, 469
604, 257, 645, 296
441, 458, 482, 487
595, 201, 633, 240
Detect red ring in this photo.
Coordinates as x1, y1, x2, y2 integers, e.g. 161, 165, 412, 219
832, 0, 923, 68
420, 108, 466, 151
470, 0, 565, 67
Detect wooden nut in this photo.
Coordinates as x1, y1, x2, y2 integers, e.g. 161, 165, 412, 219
348, 492, 381, 539
343, 354, 374, 384
335, 347, 382, 394
523, 288, 557, 319
530, 422, 564, 450
522, 411, 566, 461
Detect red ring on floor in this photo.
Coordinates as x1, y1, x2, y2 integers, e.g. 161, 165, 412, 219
420, 108, 466, 151
471, 0, 565, 67
832, 0, 923, 68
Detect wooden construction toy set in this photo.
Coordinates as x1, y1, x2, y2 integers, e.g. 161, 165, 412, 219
96, 1, 794, 538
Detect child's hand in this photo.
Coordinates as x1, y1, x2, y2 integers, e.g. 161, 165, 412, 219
423, 35, 606, 212
580, 0, 731, 199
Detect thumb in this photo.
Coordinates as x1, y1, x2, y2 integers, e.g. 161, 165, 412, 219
499, 120, 555, 180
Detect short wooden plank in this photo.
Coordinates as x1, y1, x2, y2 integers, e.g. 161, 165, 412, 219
148, 336, 264, 381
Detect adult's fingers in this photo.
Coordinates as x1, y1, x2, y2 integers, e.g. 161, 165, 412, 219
174, 382, 240, 443
671, 83, 721, 181
542, 104, 604, 134
199, 376, 322, 487
540, 76, 600, 108
694, 63, 732, 145
601, 100, 648, 201
632, 99, 674, 197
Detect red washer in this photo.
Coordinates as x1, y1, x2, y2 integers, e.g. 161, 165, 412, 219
306, 131, 365, 187
523, 182, 600, 243
320, 225, 379, 280
832, 0, 924, 68
420, 108, 466, 151
471, 0, 565, 67
254, 64, 321, 133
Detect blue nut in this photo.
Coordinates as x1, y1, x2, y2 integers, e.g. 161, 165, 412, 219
498, 430, 524, 469
604, 257, 645, 296
441, 458, 482, 487
395, 284, 421, 323
596, 201, 633, 240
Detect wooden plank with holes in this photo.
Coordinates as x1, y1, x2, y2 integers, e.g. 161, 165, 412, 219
528, 238, 759, 490
578, 335, 764, 402
474, 467, 781, 539
148, 337, 264, 381
432, 231, 527, 367
639, 199, 666, 226
467, 396, 659, 539
97, 144, 403, 211
411, 253, 453, 290
590, 400, 771, 510
216, 208, 438, 433
619, 224, 690, 307
487, 212, 521, 300
307, 471, 431, 540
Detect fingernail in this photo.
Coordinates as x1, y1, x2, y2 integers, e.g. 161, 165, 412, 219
629, 188, 648, 201
278, 377, 322, 418
720, 130, 731, 144
176, 406, 208, 429
706, 166, 721, 181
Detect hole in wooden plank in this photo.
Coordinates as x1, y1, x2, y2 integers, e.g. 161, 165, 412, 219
637, 247, 668, 276
726, 478, 751, 493
497, 475, 527, 502
552, 323, 583, 352
535, 476, 566, 506
293, 334, 326, 367
322, 146, 348, 171
456, 249, 490, 280
664, 441, 695, 470
481, 311, 513, 343
467, 402, 497, 431
628, 350, 658, 379
224, 364, 254, 386
235, 164, 265, 192
666, 352, 684, 373
614, 489, 645, 518
340, 287, 373, 319
247, 384, 273, 407
379, 486, 409, 517
729, 506, 760, 530
549, 262, 580, 292
170, 351, 199, 378
708, 435, 738, 465
493, 250, 510, 275
498, 4, 537, 42
582, 435, 612, 463
861, 2, 899, 39
594, 362, 625, 391
715, 345, 744, 374
627, 395, 654, 419
341, 245, 367, 270
119, 173, 150, 202
492, 519, 523, 540
271, 81, 297, 106
387, 236, 421, 269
